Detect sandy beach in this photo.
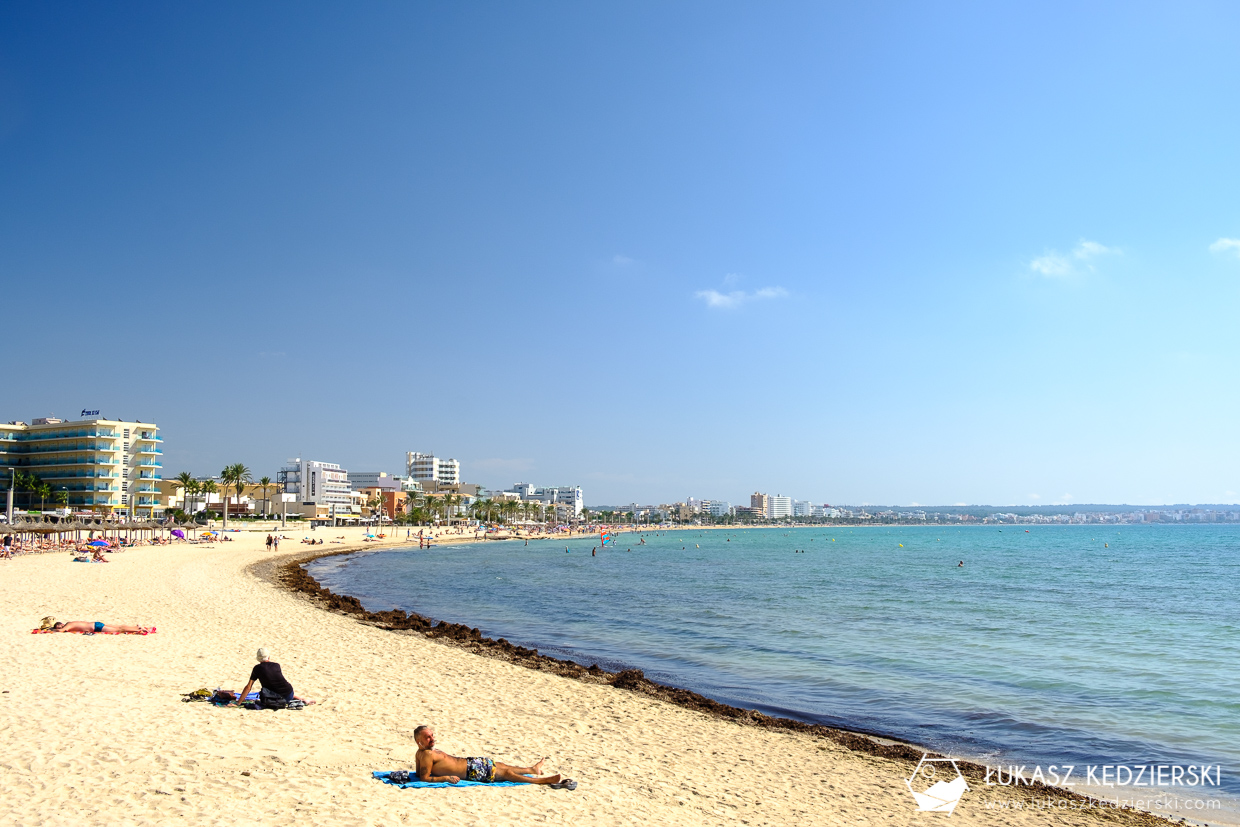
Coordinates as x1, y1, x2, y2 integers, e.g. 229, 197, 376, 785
0, 528, 1168, 826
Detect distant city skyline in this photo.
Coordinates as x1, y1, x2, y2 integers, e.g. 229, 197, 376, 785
3, 3, 1239, 506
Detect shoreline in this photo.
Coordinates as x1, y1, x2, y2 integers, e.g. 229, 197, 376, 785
276, 541, 1174, 825
0, 525, 1207, 825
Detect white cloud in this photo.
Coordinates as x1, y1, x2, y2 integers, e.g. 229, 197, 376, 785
1209, 238, 1240, 257
1030, 254, 1073, 277
1029, 493, 1041, 500
612, 254, 636, 266
695, 286, 788, 309
1074, 240, 1116, 259
1030, 239, 1118, 277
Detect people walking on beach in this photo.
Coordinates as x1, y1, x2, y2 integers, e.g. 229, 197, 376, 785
266, 534, 273, 550
50, 620, 151, 634
237, 647, 301, 707
413, 726, 575, 788
3, 534, 12, 559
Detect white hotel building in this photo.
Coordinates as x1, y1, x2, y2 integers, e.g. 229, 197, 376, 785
505, 482, 584, 517
406, 452, 460, 488
766, 495, 793, 519
278, 458, 353, 519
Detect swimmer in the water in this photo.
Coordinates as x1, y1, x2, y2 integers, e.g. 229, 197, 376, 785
592, 547, 596, 556
958, 561, 964, 567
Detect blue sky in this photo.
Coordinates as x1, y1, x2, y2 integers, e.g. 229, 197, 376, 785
3, 2, 1239, 506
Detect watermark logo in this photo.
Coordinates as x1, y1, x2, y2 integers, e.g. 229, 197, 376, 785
907, 754, 970, 815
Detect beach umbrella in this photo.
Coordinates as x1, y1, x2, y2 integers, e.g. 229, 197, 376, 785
89, 540, 109, 547
171, 529, 185, 539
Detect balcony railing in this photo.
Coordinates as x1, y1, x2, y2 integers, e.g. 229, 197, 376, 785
23, 458, 119, 469
21, 429, 117, 441
5, 442, 119, 455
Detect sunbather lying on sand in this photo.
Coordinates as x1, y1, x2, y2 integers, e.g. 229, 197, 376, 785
51, 621, 150, 634
413, 726, 576, 788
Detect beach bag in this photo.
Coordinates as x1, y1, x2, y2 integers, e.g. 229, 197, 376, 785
259, 689, 289, 710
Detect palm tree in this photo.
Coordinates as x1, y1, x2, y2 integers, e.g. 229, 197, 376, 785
37, 482, 52, 512
173, 471, 194, 513
219, 463, 252, 530
258, 476, 272, 517
55, 489, 69, 513
200, 479, 218, 519
185, 479, 201, 515
366, 491, 386, 524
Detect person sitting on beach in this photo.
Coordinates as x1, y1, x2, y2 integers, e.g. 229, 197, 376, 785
413, 726, 575, 788
51, 620, 150, 634
237, 647, 300, 707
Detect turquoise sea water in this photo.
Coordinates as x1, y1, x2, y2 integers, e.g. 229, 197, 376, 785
307, 525, 1240, 802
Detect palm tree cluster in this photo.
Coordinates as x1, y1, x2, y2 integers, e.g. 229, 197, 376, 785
170, 466, 255, 523
3, 469, 59, 512
218, 463, 252, 530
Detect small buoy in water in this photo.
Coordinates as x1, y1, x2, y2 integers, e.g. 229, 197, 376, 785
898, 543, 903, 547
1105, 543, 1108, 548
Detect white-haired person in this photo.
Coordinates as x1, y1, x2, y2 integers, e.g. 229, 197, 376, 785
237, 647, 301, 707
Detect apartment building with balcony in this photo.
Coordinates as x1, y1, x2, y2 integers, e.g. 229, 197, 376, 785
0, 415, 162, 516
406, 452, 460, 488
502, 482, 584, 516
277, 458, 354, 519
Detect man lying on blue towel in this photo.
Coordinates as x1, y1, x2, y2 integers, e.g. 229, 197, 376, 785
413, 726, 576, 790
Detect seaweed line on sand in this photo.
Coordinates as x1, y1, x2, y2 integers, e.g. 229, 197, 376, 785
258, 546, 1170, 825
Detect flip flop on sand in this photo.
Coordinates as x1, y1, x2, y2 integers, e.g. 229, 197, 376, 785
548, 779, 577, 791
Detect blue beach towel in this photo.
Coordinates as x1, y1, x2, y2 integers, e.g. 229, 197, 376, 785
372, 771, 532, 789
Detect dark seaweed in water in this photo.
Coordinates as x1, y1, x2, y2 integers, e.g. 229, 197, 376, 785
276, 552, 1169, 825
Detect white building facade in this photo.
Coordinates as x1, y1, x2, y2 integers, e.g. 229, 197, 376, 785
767, 495, 793, 519
279, 459, 352, 516
505, 482, 584, 516
406, 452, 460, 487
794, 500, 824, 517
